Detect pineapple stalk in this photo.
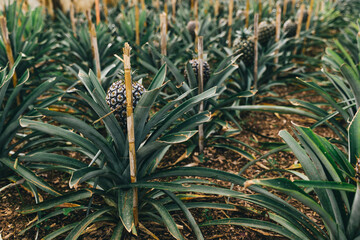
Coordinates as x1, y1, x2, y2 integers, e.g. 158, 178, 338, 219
0, 16, 19, 105
103, 0, 109, 24
123, 42, 139, 228
295, 4, 305, 38
135, 0, 140, 46
172, 0, 176, 21
164, 1, 168, 14
198, 36, 204, 153
253, 13, 259, 91
306, 0, 314, 30
291, 0, 296, 14
227, 0, 234, 47
214, 0, 219, 16
283, 0, 288, 17
274, 2, 281, 66
160, 12, 167, 65
194, 0, 199, 51
258, 0, 262, 20
95, 0, 100, 25
70, 3, 77, 37
87, 10, 101, 82
141, 0, 146, 10
245, 0, 250, 28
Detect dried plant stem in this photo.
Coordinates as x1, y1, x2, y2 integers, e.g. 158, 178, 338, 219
164, 1, 168, 14
293, 4, 305, 55
194, 0, 199, 51
103, 0, 109, 23
160, 12, 167, 65
198, 36, 204, 153
253, 13, 259, 91
305, 0, 314, 30
291, 0, 296, 14
123, 42, 139, 228
70, 3, 77, 37
141, 0, 146, 10
95, 0, 100, 25
0, 16, 20, 105
258, 0, 262, 20
227, 0, 234, 47
273, 3, 281, 80
135, 0, 140, 45
283, 0, 288, 16
245, 0, 250, 28
172, 0, 176, 21
214, 0, 219, 16
87, 11, 101, 82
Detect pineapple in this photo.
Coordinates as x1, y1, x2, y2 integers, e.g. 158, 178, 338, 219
258, 20, 276, 46
185, 59, 211, 85
106, 80, 145, 127
283, 18, 297, 38
186, 21, 197, 40
233, 30, 254, 67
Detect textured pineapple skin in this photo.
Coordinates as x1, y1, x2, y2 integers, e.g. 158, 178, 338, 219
185, 59, 211, 85
258, 21, 276, 46
106, 81, 145, 126
234, 38, 255, 67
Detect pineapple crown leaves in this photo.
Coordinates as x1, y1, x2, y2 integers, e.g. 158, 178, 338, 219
234, 28, 253, 40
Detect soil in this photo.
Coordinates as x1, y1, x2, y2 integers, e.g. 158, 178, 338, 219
0, 83, 337, 239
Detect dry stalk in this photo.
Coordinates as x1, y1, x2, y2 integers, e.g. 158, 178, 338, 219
283, 0, 288, 16
253, 13, 259, 91
258, 0, 262, 20
291, 0, 296, 14
103, 0, 109, 23
0, 16, 19, 105
214, 0, 219, 16
135, 0, 140, 45
245, 0, 250, 28
123, 42, 139, 227
198, 36, 204, 153
172, 0, 176, 21
141, 0, 146, 10
160, 12, 167, 65
274, 3, 281, 65
293, 4, 305, 55
70, 2, 77, 37
95, 0, 100, 25
87, 10, 101, 82
227, 0, 234, 47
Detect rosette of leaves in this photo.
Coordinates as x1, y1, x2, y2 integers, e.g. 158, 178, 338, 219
7, 65, 221, 238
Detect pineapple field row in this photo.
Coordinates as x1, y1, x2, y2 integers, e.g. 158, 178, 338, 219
1, 0, 360, 239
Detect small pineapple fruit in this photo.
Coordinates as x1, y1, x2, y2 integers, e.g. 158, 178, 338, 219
233, 30, 255, 67
186, 21, 197, 39
258, 20, 276, 46
283, 18, 297, 38
185, 59, 211, 85
106, 80, 145, 127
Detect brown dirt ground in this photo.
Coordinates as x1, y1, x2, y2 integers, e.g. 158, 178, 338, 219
0, 82, 339, 239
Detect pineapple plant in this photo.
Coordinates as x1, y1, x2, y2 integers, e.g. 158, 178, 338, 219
233, 30, 255, 67
283, 18, 297, 38
258, 20, 276, 46
185, 59, 211, 85
105, 80, 145, 127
